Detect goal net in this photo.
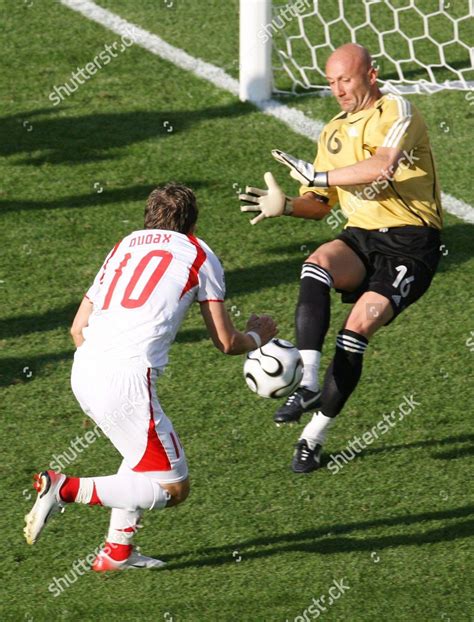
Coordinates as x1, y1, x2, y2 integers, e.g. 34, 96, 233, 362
240, 0, 474, 100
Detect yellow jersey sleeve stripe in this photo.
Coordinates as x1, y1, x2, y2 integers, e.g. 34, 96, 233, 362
382, 96, 412, 149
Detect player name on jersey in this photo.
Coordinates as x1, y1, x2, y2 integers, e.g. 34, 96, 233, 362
129, 233, 172, 247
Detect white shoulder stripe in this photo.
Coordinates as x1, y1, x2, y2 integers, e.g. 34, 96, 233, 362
382, 95, 411, 147
382, 95, 412, 148
387, 118, 411, 149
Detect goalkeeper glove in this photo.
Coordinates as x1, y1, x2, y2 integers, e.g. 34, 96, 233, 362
272, 149, 329, 187
239, 171, 293, 225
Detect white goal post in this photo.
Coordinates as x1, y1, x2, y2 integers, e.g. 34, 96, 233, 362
239, 0, 474, 101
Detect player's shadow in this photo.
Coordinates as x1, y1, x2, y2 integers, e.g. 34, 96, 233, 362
225, 257, 304, 296
175, 328, 209, 344
0, 181, 209, 214
321, 432, 474, 467
0, 103, 251, 166
435, 222, 474, 272
0, 327, 209, 388
0, 303, 79, 340
161, 503, 474, 570
0, 351, 73, 387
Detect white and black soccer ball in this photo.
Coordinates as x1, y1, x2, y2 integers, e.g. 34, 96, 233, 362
244, 338, 303, 399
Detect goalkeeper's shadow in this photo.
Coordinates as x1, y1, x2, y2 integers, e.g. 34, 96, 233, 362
158, 502, 474, 571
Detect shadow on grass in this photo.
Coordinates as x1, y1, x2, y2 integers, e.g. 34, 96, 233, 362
0, 327, 210, 385
0, 103, 251, 166
175, 328, 209, 344
225, 258, 302, 296
0, 181, 210, 214
321, 433, 474, 467
0, 303, 79, 340
0, 352, 73, 387
161, 504, 474, 570
436, 222, 474, 272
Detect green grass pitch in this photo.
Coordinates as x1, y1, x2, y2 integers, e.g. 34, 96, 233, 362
1, 1, 473, 620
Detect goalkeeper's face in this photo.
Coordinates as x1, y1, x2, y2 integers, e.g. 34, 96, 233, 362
327, 67, 376, 113
326, 47, 379, 113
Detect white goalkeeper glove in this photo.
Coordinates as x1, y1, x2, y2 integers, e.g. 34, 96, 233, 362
272, 149, 329, 187
239, 171, 293, 225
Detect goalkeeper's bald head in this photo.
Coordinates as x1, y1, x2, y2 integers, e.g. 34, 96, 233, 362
327, 43, 373, 73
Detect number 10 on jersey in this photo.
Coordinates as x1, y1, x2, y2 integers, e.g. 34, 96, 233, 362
102, 250, 173, 310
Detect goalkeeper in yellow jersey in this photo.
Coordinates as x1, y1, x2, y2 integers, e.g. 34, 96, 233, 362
240, 43, 443, 473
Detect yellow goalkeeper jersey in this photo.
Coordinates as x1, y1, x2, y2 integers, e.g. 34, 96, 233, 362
300, 94, 443, 230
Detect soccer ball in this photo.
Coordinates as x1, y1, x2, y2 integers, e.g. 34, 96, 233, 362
244, 338, 303, 399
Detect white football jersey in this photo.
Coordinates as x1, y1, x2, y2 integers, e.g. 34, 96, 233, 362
77, 230, 225, 370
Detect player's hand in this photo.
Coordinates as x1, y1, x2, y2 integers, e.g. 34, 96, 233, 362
272, 149, 329, 187
246, 313, 278, 347
239, 172, 292, 225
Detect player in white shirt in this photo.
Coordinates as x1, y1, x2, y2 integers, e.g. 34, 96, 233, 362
24, 183, 277, 571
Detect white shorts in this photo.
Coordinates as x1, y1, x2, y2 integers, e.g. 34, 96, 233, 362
71, 354, 188, 484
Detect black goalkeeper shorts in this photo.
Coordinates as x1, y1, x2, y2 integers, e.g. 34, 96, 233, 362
335, 225, 442, 320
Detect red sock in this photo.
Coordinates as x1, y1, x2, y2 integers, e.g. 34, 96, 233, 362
104, 542, 133, 561
59, 477, 79, 502
59, 477, 102, 505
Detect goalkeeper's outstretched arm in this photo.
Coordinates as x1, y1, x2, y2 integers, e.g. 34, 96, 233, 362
290, 192, 332, 220
272, 147, 403, 188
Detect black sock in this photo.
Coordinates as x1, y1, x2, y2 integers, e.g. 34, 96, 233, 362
320, 329, 368, 418
295, 263, 332, 351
